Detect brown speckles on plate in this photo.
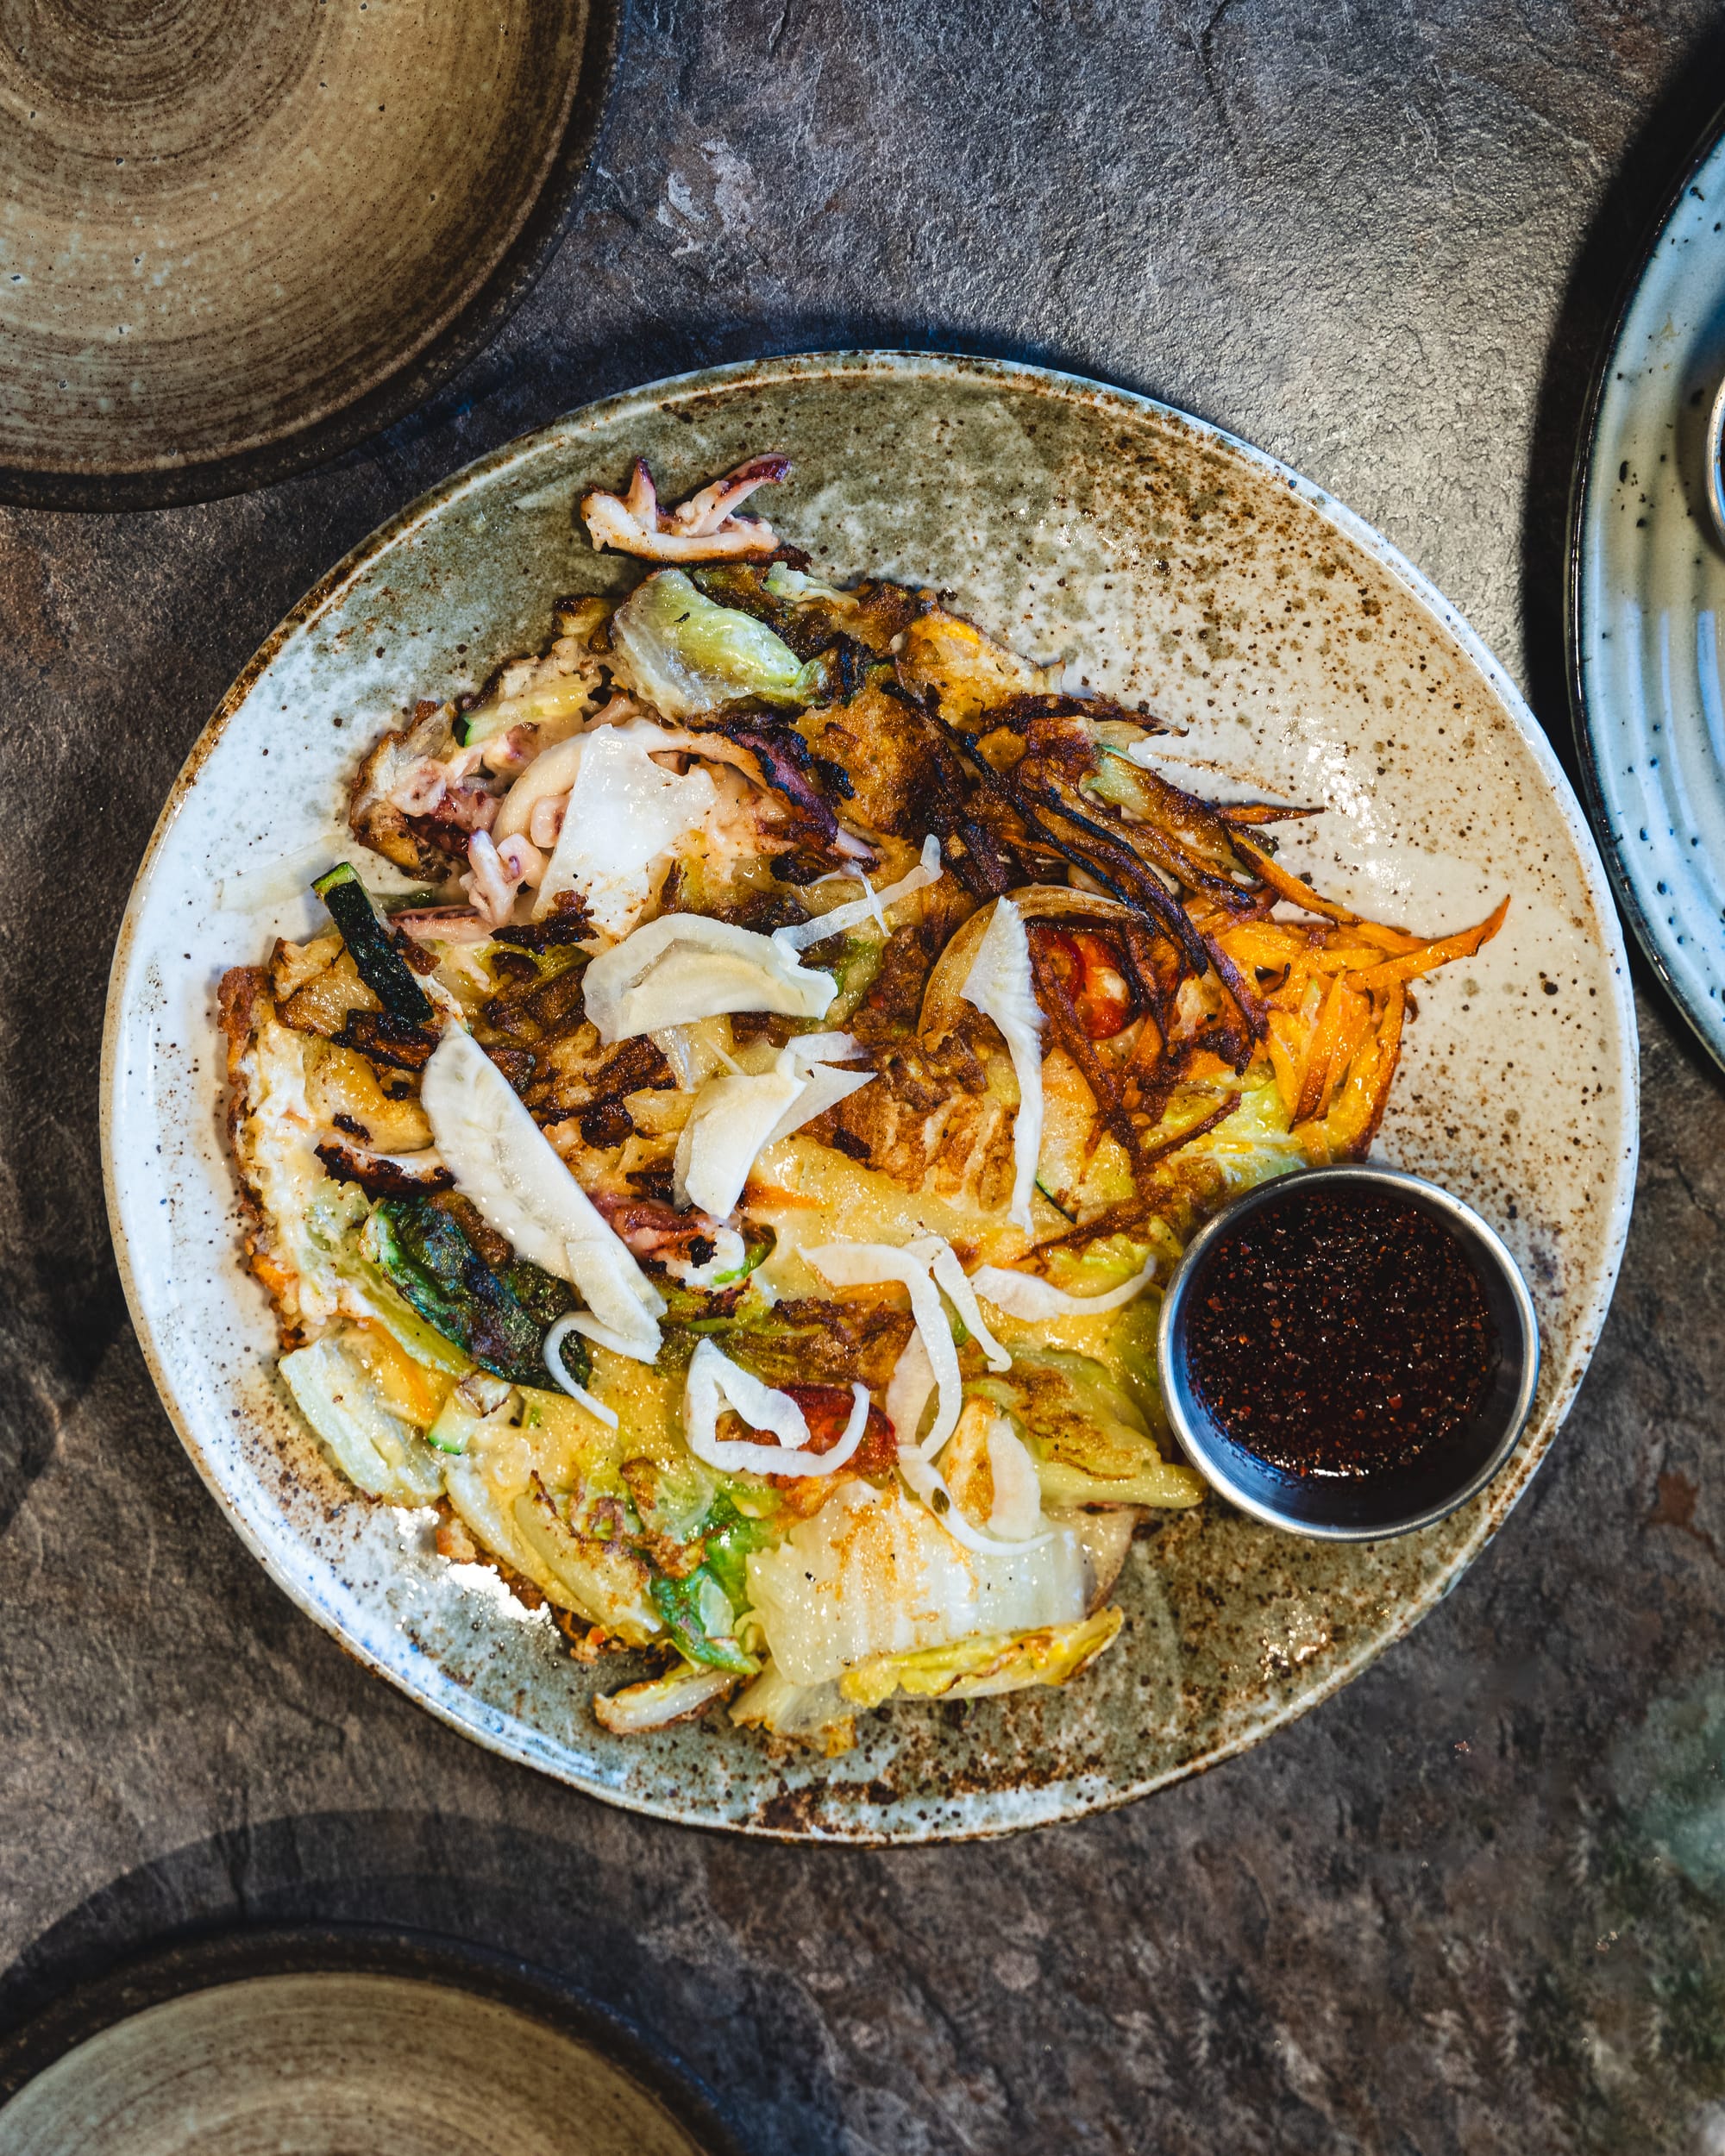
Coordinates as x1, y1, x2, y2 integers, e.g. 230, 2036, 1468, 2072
101, 354, 1638, 1841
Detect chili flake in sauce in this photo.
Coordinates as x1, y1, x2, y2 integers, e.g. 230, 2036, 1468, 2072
1185, 1187, 1498, 1477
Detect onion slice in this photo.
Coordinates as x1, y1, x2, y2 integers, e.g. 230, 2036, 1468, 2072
683, 1338, 869, 1477
541, 1314, 621, 1428
772, 835, 943, 954
896, 1443, 1053, 1555
674, 1066, 806, 1218
673, 1039, 877, 1219
927, 1244, 1012, 1373
985, 1419, 1044, 1540
420, 1030, 666, 1362
958, 898, 1046, 1236
533, 720, 717, 932
968, 1256, 1158, 1320
763, 1059, 874, 1147
805, 1239, 964, 1454
884, 1327, 937, 1447
581, 914, 837, 1044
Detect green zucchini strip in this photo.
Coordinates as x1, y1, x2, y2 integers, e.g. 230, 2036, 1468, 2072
313, 861, 436, 1025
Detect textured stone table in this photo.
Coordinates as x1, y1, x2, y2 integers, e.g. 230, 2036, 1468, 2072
5, 3, 1725, 2148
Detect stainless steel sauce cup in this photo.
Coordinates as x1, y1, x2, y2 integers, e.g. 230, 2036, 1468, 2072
1157, 1163, 1540, 1540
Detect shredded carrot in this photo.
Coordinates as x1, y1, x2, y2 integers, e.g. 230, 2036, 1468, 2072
1349, 897, 1509, 989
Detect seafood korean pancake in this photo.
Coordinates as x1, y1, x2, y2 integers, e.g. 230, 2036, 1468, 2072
220, 454, 1504, 1752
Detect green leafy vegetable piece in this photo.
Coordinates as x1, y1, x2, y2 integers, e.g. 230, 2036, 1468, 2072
313, 862, 435, 1025
649, 1566, 759, 1676
701, 1499, 775, 1608
973, 1348, 1204, 1508
362, 1196, 586, 1389
609, 569, 831, 718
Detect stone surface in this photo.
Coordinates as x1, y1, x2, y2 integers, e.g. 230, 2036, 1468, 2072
3, 2, 1725, 2149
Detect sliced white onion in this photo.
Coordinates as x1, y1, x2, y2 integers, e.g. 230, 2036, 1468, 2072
420, 1031, 665, 1362
968, 1256, 1158, 1320
896, 1443, 1053, 1555
927, 1244, 1012, 1373
786, 1031, 868, 1064
649, 1025, 697, 1091
884, 1326, 936, 1447
959, 897, 1046, 1237
541, 1313, 621, 1428
772, 835, 943, 954
673, 1044, 876, 1219
565, 1313, 659, 1360
805, 1238, 963, 1454
762, 1058, 875, 1148
581, 914, 837, 1044
682, 1338, 869, 1477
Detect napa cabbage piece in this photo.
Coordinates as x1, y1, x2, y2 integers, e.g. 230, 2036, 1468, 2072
984, 1416, 1044, 1539
233, 1008, 361, 1333
744, 1478, 1093, 1687
455, 599, 609, 749
532, 720, 718, 933
442, 1390, 662, 1644
1164, 1072, 1309, 1196
729, 1662, 856, 1754
649, 1568, 759, 1676
608, 570, 827, 718
595, 1658, 742, 1733
419, 1029, 666, 1362
959, 898, 1045, 1235
512, 1478, 662, 1645
279, 1329, 447, 1504
837, 1605, 1125, 1710
971, 1349, 1206, 1509
580, 913, 837, 1043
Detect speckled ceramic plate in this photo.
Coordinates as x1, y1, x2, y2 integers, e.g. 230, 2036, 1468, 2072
102, 353, 1639, 1841
1570, 102, 1725, 1073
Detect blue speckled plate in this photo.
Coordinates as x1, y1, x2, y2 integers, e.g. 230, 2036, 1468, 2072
1571, 105, 1725, 1069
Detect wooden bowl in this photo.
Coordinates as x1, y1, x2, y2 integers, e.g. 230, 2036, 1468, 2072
0, 0, 622, 510
0, 1927, 742, 2155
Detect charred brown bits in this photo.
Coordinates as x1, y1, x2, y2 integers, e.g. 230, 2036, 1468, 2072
1185, 1188, 1498, 1477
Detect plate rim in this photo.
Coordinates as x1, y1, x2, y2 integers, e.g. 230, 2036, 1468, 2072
101, 348, 1641, 1839
0, 0, 627, 514
1565, 91, 1725, 1076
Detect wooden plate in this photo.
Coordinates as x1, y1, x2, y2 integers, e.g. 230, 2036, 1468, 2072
101, 353, 1639, 1839
0, 0, 621, 510
0, 1928, 737, 2155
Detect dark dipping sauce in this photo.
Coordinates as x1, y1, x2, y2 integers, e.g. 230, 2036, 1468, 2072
1184, 1187, 1499, 1479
